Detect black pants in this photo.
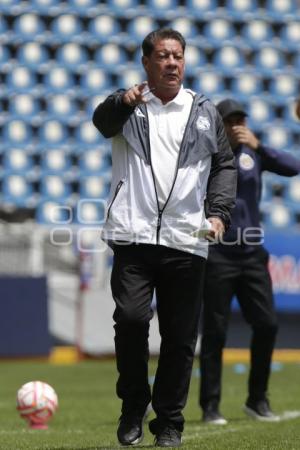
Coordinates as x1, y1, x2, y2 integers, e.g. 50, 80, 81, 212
199, 246, 278, 411
111, 243, 205, 431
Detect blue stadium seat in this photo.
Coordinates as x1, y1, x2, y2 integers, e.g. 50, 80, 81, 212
230, 72, 263, 101
184, 46, 207, 76
13, 13, 46, 42
203, 18, 235, 45
3, 120, 33, 145
262, 121, 293, 150
3, 149, 34, 173
8, 94, 40, 119
50, 14, 84, 43
247, 97, 275, 130
79, 176, 110, 200
117, 68, 143, 90
80, 67, 111, 95
39, 120, 68, 146
56, 43, 88, 70
212, 46, 245, 74
126, 16, 158, 45
16, 42, 49, 70
6, 66, 37, 94
269, 72, 298, 102
107, 0, 139, 15
40, 149, 72, 175
69, 0, 98, 12
94, 43, 126, 69
46, 94, 77, 120
266, 0, 298, 20
74, 199, 106, 225
40, 175, 72, 201
281, 103, 300, 124
253, 46, 285, 75
36, 201, 72, 224
225, 0, 258, 19
2, 174, 34, 207
264, 200, 295, 228
78, 148, 111, 175
264, 172, 291, 200
0, 0, 22, 14
88, 15, 121, 44
43, 66, 75, 93
287, 175, 300, 203
0, 15, 9, 42
241, 20, 274, 49
261, 173, 273, 202
144, 0, 180, 19
86, 95, 108, 118
74, 120, 103, 146
169, 18, 198, 42
192, 71, 225, 97
185, 0, 217, 18
279, 21, 300, 50
31, 0, 65, 14
0, 44, 11, 68
292, 52, 300, 72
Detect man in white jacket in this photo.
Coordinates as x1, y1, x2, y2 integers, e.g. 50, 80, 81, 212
93, 28, 236, 448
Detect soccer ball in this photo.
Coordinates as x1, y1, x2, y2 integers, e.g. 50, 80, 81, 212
16, 381, 58, 429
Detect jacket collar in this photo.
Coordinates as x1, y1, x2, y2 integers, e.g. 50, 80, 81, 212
148, 85, 188, 107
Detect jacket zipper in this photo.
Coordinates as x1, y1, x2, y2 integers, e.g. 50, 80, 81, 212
106, 180, 124, 220
146, 97, 197, 244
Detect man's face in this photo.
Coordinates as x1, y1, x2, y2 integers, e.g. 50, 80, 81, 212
142, 38, 185, 99
223, 113, 247, 149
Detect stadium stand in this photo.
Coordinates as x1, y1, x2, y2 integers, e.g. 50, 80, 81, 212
40, 149, 72, 175
0, 0, 299, 231
16, 42, 50, 70
6, 66, 38, 94
88, 15, 122, 45
44, 65, 76, 94
202, 18, 235, 45
230, 72, 264, 101
13, 13, 46, 42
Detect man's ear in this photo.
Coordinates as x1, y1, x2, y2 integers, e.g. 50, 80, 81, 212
142, 55, 148, 72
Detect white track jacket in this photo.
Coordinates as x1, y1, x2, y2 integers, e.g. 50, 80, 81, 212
92, 89, 237, 258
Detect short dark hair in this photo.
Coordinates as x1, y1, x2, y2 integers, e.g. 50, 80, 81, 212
142, 28, 186, 57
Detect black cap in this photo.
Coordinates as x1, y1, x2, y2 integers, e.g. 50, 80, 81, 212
216, 98, 248, 120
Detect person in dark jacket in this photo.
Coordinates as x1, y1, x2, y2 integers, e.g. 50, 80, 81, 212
199, 98, 300, 425
92, 29, 237, 447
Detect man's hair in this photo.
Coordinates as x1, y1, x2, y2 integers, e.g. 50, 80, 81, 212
142, 28, 186, 57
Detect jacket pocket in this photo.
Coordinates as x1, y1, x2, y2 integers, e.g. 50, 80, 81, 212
106, 180, 124, 220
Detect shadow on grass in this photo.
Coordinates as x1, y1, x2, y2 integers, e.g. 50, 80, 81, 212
53, 446, 155, 450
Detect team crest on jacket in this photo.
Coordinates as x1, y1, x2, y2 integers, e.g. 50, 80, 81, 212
239, 153, 255, 170
196, 116, 210, 130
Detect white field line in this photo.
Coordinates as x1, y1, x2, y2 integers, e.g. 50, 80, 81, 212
183, 424, 253, 442
0, 428, 84, 435
279, 410, 300, 420
184, 411, 300, 442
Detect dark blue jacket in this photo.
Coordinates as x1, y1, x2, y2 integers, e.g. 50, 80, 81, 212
215, 144, 300, 254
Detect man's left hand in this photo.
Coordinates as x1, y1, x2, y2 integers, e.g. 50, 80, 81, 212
206, 217, 225, 241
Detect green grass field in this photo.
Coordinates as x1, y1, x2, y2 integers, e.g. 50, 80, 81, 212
0, 358, 299, 449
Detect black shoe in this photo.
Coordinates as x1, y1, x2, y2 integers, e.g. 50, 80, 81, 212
244, 398, 280, 422
117, 415, 144, 446
117, 403, 152, 446
203, 409, 228, 425
154, 425, 182, 448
